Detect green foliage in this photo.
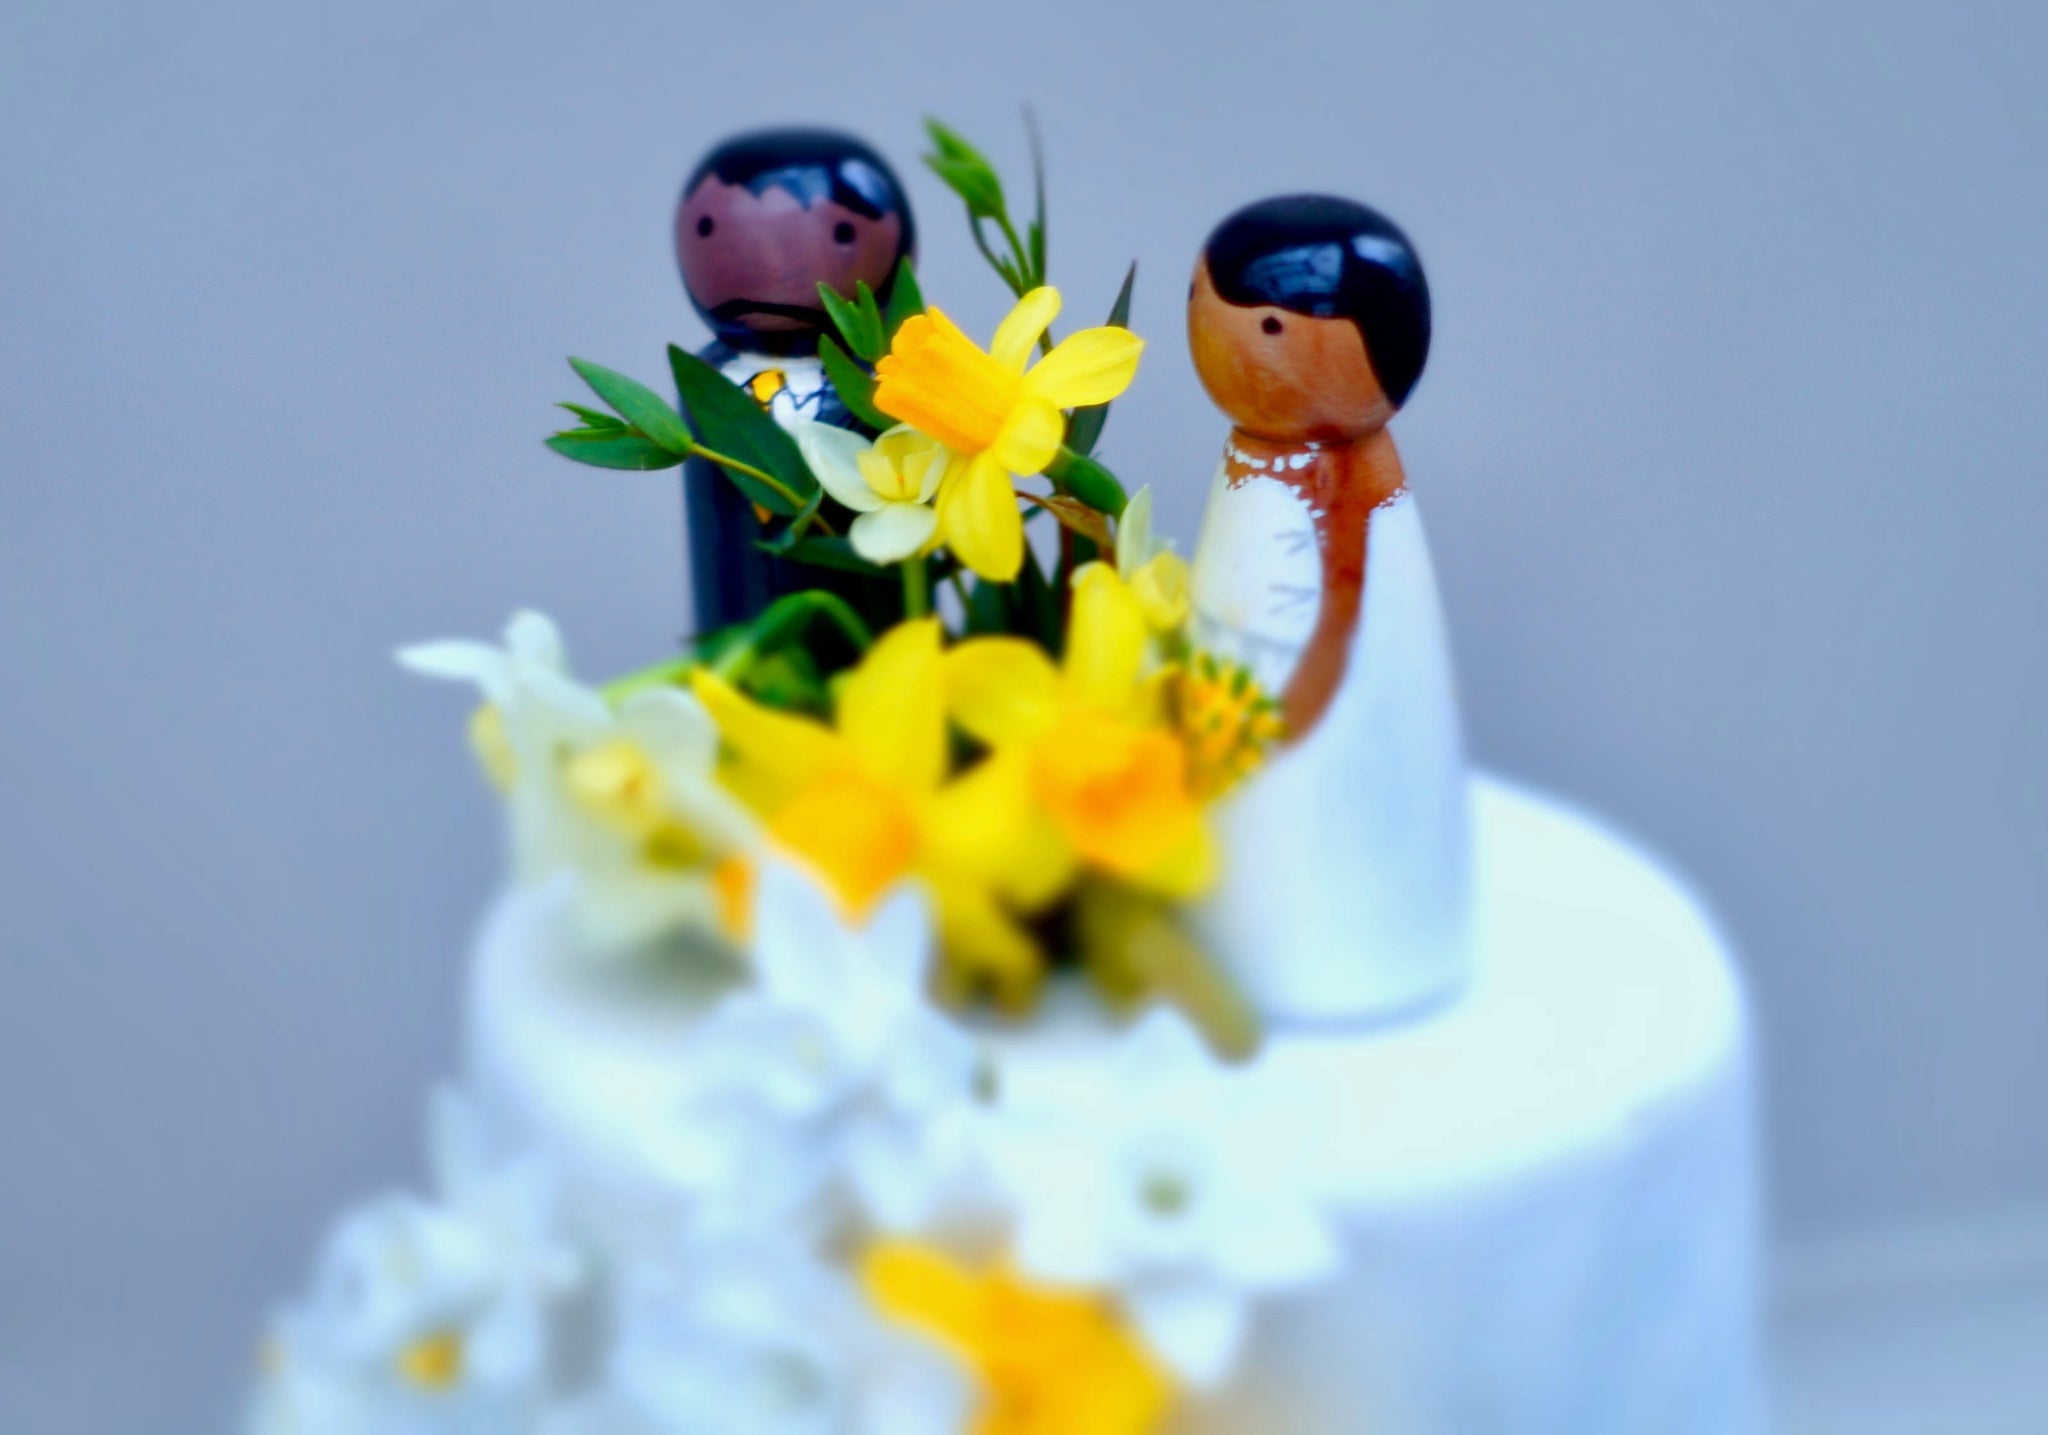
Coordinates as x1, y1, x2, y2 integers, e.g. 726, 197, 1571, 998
568, 358, 694, 454
817, 280, 888, 363
666, 346, 817, 516
776, 534, 884, 575
544, 430, 682, 471
1065, 262, 1137, 457
818, 336, 893, 434
924, 119, 1007, 221
882, 257, 925, 337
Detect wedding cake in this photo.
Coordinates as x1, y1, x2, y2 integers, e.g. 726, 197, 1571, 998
245, 121, 1761, 1435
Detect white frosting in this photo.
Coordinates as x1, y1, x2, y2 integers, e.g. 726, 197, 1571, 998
1192, 491, 1473, 1022
466, 777, 1761, 1432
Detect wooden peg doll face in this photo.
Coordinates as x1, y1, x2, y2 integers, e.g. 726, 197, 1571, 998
677, 177, 905, 339
675, 129, 915, 351
1187, 259, 1394, 445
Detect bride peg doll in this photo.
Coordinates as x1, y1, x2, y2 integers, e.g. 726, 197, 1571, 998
1185, 195, 1473, 1024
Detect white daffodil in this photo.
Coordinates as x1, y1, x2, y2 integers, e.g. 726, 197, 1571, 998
986, 1008, 1341, 1390
792, 421, 948, 565
550, 1238, 969, 1435
671, 857, 985, 1232
246, 1090, 585, 1435
1113, 485, 1190, 633
400, 612, 757, 951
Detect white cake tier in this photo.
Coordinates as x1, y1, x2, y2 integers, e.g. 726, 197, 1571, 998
467, 775, 1762, 1434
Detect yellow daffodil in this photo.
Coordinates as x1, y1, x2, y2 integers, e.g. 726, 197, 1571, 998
1113, 486, 1191, 633
692, 619, 1072, 1004
792, 420, 950, 564
874, 287, 1144, 582
944, 564, 1216, 897
862, 1241, 1172, 1435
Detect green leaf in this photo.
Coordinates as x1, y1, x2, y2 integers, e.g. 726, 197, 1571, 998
855, 281, 886, 350
667, 345, 817, 516
568, 358, 693, 454
817, 284, 884, 364
924, 117, 989, 166
1015, 541, 1063, 654
557, 402, 625, 431
819, 336, 893, 433
775, 534, 884, 575
882, 257, 924, 336
545, 430, 683, 471
1062, 450, 1128, 517
964, 572, 1011, 636
1065, 262, 1137, 457
927, 154, 1005, 220
755, 489, 824, 555
1025, 106, 1048, 285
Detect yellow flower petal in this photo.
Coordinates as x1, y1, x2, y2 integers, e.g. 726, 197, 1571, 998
990, 286, 1063, 373
1129, 551, 1191, 631
862, 1241, 985, 1342
938, 450, 1026, 581
926, 751, 1077, 909
691, 670, 845, 793
931, 879, 1046, 1010
836, 618, 947, 792
1063, 564, 1150, 714
945, 638, 1062, 747
1030, 710, 1204, 880
875, 308, 1019, 454
1132, 819, 1219, 899
770, 770, 922, 918
991, 396, 1066, 479
1024, 325, 1145, 409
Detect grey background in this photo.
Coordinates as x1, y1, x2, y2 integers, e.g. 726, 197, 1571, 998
4, 0, 2045, 1428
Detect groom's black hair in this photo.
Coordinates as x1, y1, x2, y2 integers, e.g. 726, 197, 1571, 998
1203, 194, 1431, 408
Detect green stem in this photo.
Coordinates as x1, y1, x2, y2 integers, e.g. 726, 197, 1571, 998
601, 654, 698, 703
710, 591, 874, 682
900, 554, 931, 619
689, 441, 836, 537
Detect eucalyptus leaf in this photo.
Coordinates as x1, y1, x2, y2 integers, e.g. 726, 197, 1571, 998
1065, 262, 1137, 457
568, 357, 693, 454
819, 336, 893, 433
545, 430, 683, 471
756, 489, 824, 555
667, 345, 817, 516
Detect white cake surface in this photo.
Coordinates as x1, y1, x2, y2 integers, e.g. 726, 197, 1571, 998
468, 774, 1761, 1433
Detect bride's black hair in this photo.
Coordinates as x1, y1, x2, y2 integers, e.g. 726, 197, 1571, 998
1203, 195, 1431, 408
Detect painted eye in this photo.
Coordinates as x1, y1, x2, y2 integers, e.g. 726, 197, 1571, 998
1261, 315, 1284, 335
696, 215, 715, 238
833, 221, 857, 245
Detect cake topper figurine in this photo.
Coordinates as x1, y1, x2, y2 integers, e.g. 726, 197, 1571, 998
674, 128, 916, 633
1186, 195, 1473, 1023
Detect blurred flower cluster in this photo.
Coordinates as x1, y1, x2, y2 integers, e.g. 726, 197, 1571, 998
246, 863, 1338, 1434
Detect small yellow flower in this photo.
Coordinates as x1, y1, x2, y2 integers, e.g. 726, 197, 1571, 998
792, 421, 950, 565
1113, 486, 1191, 633
945, 564, 1215, 897
693, 619, 1071, 1003
1172, 651, 1287, 803
394, 1329, 465, 1391
862, 1242, 1172, 1435
875, 287, 1144, 581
